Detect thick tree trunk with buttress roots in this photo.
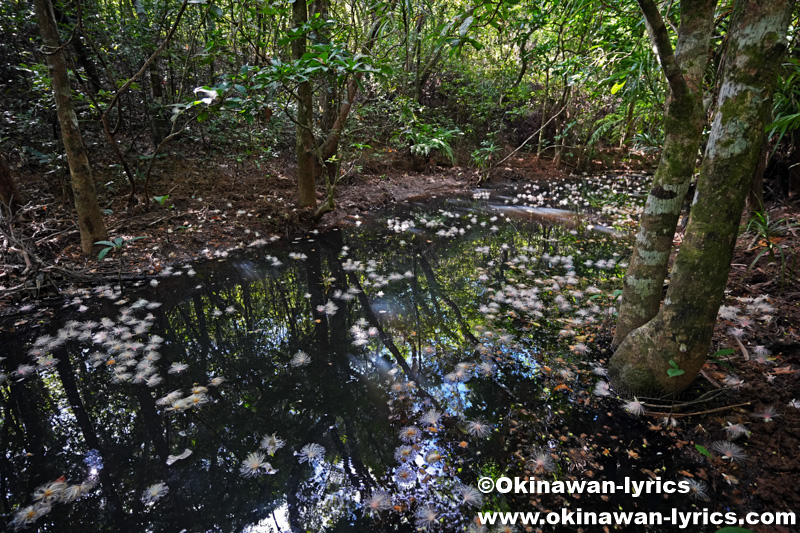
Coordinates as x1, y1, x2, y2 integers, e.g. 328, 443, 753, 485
33, 0, 107, 254
610, 0, 793, 394
613, 0, 717, 348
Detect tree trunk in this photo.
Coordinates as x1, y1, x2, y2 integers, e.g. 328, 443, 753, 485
553, 86, 570, 167
0, 153, 23, 215
619, 100, 636, 148
747, 137, 768, 214
133, 0, 167, 144
293, 0, 316, 208
33, 0, 107, 254
612, 0, 717, 347
50, 2, 103, 94
609, 0, 793, 394
537, 68, 550, 157
313, 0, 339, 185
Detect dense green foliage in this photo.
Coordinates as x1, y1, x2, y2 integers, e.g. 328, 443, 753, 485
2, 0, 798, 201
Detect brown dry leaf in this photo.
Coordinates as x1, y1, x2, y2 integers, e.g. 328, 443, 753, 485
640, 468, 657, 479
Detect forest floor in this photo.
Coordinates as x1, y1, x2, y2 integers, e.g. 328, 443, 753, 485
2, 144, 800, 529
1, 143, 591, 296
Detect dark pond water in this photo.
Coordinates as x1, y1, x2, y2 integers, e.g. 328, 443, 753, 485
3, 175, 715, 532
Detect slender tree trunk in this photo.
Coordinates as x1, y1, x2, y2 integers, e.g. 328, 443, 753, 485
537, 68, 550, 157
133, 0, 167, 144
0, 153, 23, 215
619, 100, 636, 148
33, 0, 107, 254
313, 0, 338, 183
553, 86, 570, 167
610, 0, 793, 394
50, 2, 103, 94
412, 13, 425, 102
512, 31, 533, 89
747, 138, 768, 214
612, 0, 717, 347
293, 0, 316, 208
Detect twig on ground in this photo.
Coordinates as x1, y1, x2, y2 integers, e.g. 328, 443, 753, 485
644, 401, 752, 419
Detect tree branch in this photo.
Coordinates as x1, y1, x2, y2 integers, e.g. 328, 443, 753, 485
99, 0, 190, 206
637, 0, 689, 101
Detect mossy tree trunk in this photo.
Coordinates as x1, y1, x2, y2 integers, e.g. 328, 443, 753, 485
613, 0, 717, 347
610, 0, 793, 394
34, 0, 108, 255
293, 0, 317, 209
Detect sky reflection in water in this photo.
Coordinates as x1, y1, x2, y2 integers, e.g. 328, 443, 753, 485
3, 177, 680, 532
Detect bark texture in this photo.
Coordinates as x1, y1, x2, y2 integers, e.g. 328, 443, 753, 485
34, 0, 107, 254
613, 0, 717, 347
610, 0, 794, 394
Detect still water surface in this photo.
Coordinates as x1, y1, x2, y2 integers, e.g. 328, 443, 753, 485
3, 176, 699, 532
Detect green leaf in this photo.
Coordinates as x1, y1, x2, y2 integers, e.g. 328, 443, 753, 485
94, 240, 116, 247
714, 528, 753, 533
667, 359, 685, 377
611, 80, 626, 95
211, 5, 224, 17
97, 247, 112, 261
695, 444, 713, 459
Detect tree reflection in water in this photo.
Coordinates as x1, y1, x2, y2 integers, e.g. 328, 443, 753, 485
2, 191, 638, 532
